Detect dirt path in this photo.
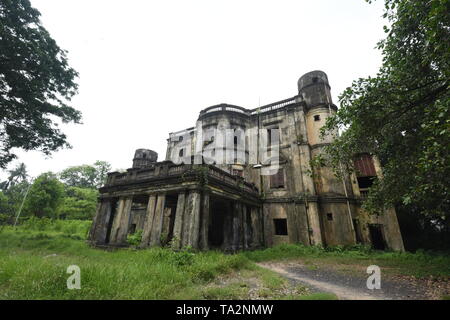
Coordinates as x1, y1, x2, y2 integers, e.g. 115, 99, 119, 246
258, 261, 430, 300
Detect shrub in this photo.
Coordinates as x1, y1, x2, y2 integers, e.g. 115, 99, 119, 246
127, 230, 143, 246
170, 250, 195, 267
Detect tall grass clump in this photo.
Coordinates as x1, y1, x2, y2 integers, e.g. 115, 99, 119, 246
17, 217, 91, 239
0, 225, 253, 299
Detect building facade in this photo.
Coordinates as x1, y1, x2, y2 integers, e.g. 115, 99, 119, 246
88, 71, 404, 251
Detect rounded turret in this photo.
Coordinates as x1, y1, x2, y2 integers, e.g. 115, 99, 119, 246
132, 149, 158, 168
298, 70, 333, 109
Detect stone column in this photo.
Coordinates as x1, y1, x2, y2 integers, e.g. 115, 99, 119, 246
373, 156, 405, 252
109, 198, 124, 243
222, 203, 232, 251
186, 191, 201, 249
140, 195, 157, 248
149, 193, 166, 247
232, 202, 242, 251
242, 205, 248, 250
88, 201, 101, 241
161, 207, 172, 245
262, 205, 272, 247
199, 192, 210, 250
89, 199, 112, 244
296, 108, 317, 195
110, 197, 133, 245
172, 192, 187, 249
287, 202, 301, 244
99, 200, 113, 244
116, 197, 133, 244
383, 207, 405, 251
250, 207, 261, 248
181, 192, 192, 248
306, 202, 323, 246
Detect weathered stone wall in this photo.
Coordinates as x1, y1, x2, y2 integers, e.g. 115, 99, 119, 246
88, 71, 405, 252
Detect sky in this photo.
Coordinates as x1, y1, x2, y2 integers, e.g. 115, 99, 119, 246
3, 0, 387, 179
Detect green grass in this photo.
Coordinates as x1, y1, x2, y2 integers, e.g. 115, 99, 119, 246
0, 224, 250, 299
1, 220, 448, 299
202, 282, 250, 300
282, 293, 338, 300
242, 243, 450, 279
0, 222, 333, 300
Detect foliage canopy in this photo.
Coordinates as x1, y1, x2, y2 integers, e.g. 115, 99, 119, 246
318, 0, 450, 218
59, 161, 111, 189
0, 0, 80, 168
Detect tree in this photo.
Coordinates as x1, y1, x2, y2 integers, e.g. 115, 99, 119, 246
0, 191, 10, 214
0, 191, 11, 226
93, 161, 111, 188
59, 161, 111, 189
60, 186, 98, 220
0, 163, 30, 222
0, 0, 81, 169
396, 204, 450, 251
0, 180, 30, 217
318, 0, 449, 218
25, 172, 64, 218
0, 162, 28, 190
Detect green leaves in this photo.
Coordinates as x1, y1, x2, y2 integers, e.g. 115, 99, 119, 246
24, 172, 65, 218
60, 186, 98, 220
317, 0, 450, 218
59, 161, 112, 189
0, 0, 80, 168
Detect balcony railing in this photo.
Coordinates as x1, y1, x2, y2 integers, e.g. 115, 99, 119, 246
198, 96, 300, 118
104, 162, 259, 195
359, 189, 370, 198
250, 96, 298, 115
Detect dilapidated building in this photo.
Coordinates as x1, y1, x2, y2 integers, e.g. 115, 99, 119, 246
88, 71, 404, 251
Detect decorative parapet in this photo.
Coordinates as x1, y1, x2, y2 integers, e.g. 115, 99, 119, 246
103, 161, 259, 197
197, 96, 300, 120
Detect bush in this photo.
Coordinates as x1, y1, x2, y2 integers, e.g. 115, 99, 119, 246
0, 213, 12, 225
170, 250, 195, 267
60, 187, 98, 220
21, 217, 53, 231
24, 173, 65, 218
126, 230, 143, 246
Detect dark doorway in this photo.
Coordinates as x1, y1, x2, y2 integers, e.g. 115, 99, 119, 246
209, 198, 228, 248
162, 194, 178, 245
245, 205, 253, 247
105, 198, 118, 244
129, 194, 150, 234
369, 224, 386, 250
